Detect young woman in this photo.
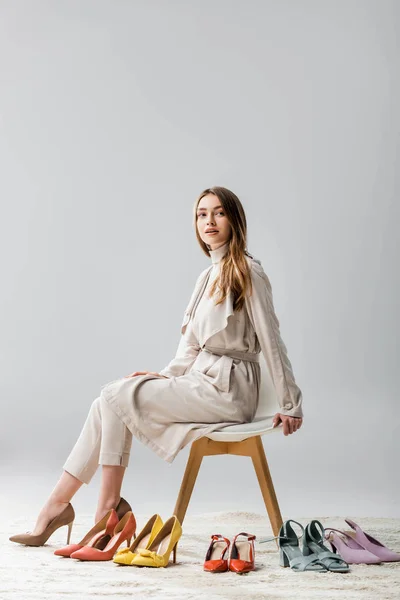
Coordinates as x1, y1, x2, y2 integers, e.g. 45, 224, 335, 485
10, 186, 303, 547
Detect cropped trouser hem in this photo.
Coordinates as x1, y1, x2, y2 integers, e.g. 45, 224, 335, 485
63, 453, 130, 485
99, 451, 131, 467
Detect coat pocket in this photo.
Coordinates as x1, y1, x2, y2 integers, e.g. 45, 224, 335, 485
203, 354, 234, 393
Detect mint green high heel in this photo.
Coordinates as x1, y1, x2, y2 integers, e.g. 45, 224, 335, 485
259, 519, 328, 572
302, 520, 350, 572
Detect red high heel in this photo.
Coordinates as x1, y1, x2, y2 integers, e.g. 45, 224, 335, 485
203, 534, 231, 572
70, 512, 136, 561
54, 509, 119, 557
228, 532, 256, 574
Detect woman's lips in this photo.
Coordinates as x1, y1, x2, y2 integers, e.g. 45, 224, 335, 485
206, 231, 219, 235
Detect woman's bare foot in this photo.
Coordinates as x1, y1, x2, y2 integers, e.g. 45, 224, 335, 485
31, 500, 70, 535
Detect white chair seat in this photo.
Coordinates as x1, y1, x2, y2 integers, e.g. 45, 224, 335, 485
207, 417, 282, 441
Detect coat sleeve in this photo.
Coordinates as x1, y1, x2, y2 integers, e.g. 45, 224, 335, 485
158, 321, 200, 377
245, 261, 303, 418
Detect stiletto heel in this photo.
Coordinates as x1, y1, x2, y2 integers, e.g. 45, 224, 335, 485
130, 515, 182, 568
55, 509, 119, 557
66, 521, 74, 545
53, 498, 133, 557
173, 542, 178, 564
9, 503, 75, 547
113, 514, 164, 566
70, 512, 137, 561
126, 532, 136, 546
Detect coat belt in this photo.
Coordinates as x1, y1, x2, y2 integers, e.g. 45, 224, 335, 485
201, 345, 260, 363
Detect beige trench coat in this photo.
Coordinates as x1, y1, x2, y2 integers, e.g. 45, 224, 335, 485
100, 243, 303, 464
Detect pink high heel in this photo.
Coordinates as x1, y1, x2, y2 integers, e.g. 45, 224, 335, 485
324, 528, 382, 564
70, 512, 136, 561
54, 509, 119, 557
343, 518, 400, 562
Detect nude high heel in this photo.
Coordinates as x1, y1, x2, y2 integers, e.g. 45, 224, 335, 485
9, 503, 75, 547
115, 497, 132, 520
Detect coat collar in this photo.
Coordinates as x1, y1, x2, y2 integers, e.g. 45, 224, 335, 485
179, 242, 230, 336
180, 249, 251, 339
181, 251, 261, 348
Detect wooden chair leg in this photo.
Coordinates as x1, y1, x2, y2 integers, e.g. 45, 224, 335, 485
248, 436, 283, 542
173, 435, 283, 548
173, 437, 208, 525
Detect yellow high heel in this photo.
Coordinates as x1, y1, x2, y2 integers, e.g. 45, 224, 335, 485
113, 514, 164, 565
130, 515, 182, 568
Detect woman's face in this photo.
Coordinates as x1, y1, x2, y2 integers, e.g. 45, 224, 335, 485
196, 193, 232, 250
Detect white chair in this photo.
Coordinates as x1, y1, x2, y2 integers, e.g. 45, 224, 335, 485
173, 355, 284, 540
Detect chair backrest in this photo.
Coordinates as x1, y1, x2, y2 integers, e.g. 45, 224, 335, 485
253, 354, 281, 419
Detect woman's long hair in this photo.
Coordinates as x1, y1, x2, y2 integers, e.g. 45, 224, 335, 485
194, 186, 254, 313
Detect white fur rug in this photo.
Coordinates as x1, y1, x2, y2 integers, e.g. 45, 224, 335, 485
3, 512, 400, 600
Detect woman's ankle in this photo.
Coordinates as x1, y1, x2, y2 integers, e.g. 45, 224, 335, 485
46, 496, 70, 507
95, 496, 121, 522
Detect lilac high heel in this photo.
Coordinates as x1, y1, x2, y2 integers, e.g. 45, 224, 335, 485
324, 528, 382, 565
343, 518, 400, 562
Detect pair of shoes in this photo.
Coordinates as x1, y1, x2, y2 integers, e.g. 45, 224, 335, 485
113, 514, 182, 568
70, 511, 136, 561
113, 514, 163, 565
203, 532, 256, 574
324, 518, 400, 564
54, 496, 133, 557
259, 519, 349, 573
9, 503, 75, 547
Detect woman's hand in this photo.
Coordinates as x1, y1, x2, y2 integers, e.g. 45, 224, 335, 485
124, 370, 169, 379
272, 413, 303, 436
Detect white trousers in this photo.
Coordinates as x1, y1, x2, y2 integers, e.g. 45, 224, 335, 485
62, 396, 133, 485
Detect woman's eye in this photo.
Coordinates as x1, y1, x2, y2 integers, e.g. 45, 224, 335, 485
197, 211, 225, 217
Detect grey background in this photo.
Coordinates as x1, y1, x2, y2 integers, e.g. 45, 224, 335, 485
0, 0, 399, 519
